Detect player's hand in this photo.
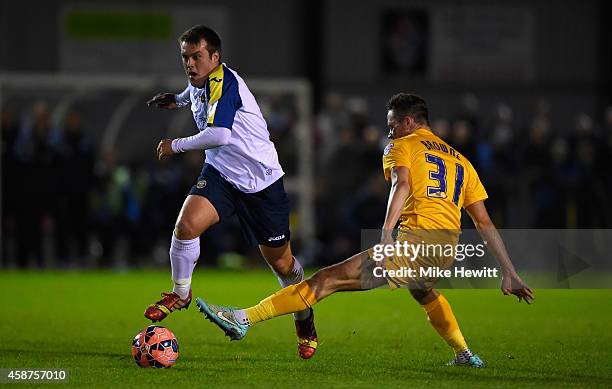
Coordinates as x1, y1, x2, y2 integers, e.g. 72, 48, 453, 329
501, 273, 534, 304
147, 93, 177, 109
157, 139, 175, 160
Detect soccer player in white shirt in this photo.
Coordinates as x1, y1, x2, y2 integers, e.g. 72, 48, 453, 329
144, 25, 318, 359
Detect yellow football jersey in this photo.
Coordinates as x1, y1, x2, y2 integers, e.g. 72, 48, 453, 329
382, 128, 487, 230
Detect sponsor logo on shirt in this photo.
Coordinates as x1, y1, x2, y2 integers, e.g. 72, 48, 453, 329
384, 143, 394, 156
268, 234, 285, 242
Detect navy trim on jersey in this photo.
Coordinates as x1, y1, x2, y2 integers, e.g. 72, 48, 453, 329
206, 66, 242, 129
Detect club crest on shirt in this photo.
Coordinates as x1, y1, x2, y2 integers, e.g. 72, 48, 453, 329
384, 143, 394, 156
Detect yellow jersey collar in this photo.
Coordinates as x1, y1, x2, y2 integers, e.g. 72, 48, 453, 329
208, 64, 224, 81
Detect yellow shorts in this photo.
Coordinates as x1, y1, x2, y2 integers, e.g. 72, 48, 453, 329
367, 229, 459, 290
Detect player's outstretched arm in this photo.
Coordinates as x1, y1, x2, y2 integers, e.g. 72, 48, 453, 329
465, 201, 534, 304
146, 93, 178, 109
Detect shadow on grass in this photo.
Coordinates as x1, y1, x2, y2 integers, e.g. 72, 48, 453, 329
5, 347, 284, 370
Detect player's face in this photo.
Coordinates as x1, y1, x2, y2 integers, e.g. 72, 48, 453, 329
180, 39, 220, 87
387, 110, 409, 139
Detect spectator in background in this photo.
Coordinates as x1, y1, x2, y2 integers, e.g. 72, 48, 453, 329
522, 114, 553, 227
431, 118, 450, 140
54, 110, 96, 266
546, 136, 571, 227
315, 109, 387, 263
317, 126, 362, 262
316, 92, 349, 167
346, 97, 370, 138
457, 92, 481, 133
349, 174, 388, 231
13, 101, 59, 267
344, 125, 386, 237
142, 155, 184, 252
264, 93, 299, 175
1, 105, 20, 266
489, 103, 514, 164
90, 151, 141, 267
483, 103, 516, 226
568, 113, 606, 228
361, 125, 385, 172
449, 119, 477, 162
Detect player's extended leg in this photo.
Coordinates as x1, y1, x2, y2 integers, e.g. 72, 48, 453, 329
196, 250, 384, 339
145, 195, 219, 322
260, 242, 318, 359
409, 288, 484, 368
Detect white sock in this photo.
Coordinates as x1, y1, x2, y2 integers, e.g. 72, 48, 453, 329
233, 309, 250, 326
455, 349, 474, 363
173, 278, 192, 300
273, 256, 311, 321
170, 234, 200, 299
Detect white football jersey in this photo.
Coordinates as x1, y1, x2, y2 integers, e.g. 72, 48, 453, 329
175, 63, 284, 193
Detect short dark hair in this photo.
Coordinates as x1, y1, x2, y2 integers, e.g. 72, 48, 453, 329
386, 93, 429, 125
179, 25, 222, 60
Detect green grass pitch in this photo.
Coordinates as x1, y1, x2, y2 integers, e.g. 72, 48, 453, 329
1, 270, 611, 388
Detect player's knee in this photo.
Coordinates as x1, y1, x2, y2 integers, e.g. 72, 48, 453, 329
174, 219, 200, 240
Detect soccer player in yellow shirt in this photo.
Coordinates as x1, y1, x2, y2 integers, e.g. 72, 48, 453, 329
196, 93, 533, 366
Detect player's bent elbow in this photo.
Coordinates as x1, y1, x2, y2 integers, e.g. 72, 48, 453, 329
218, 130, 231, 146
214, 127, 231, 147
391, 177, 409, 190
397, 180, 411, 191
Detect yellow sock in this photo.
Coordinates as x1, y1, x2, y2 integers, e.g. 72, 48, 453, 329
245, 281, 317, 325
423, 294, 468, 354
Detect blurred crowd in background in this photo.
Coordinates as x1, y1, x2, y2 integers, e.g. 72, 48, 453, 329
2, 93, 612, 268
